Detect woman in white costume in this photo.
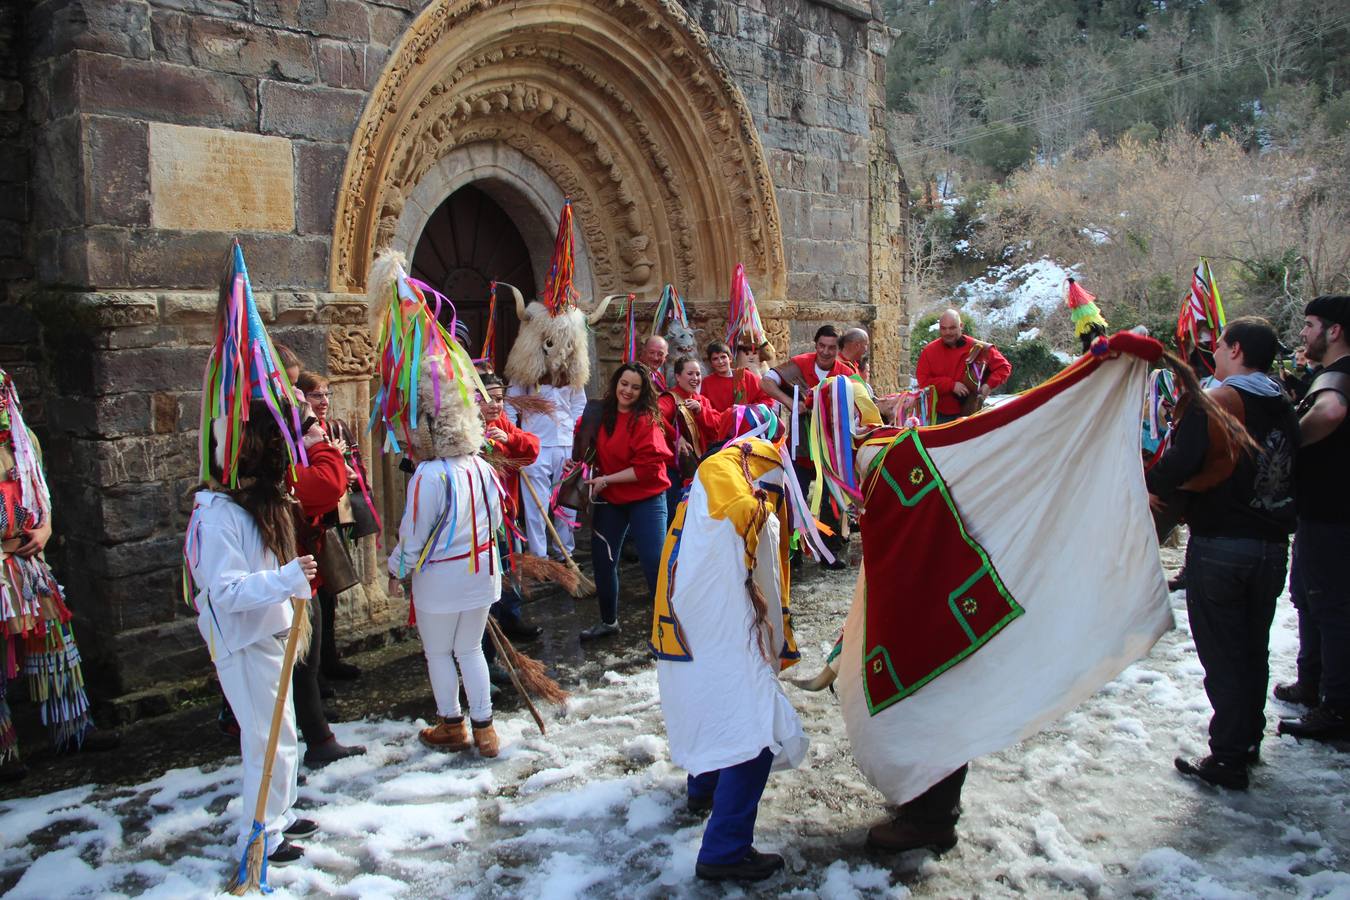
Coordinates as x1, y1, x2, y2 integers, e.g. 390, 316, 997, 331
187, 401, 320, 867
388, 354, 503, 757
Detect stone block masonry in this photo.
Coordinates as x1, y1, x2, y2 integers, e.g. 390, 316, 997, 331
4, 0, 906, 711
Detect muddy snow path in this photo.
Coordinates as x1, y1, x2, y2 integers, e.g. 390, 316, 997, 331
2, 572, 1348, 898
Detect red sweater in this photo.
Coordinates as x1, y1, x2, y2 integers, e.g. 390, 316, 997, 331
485, 412, 540, 518
658, 388, 724, 451
594, 410, 673, 505
915, 337, 1013, 416
288, 441, 348, 591
702, 369, 767, 412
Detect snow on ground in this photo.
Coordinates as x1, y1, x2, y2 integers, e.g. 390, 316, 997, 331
1, 571, 1348, 898
951, 258, 1078, 332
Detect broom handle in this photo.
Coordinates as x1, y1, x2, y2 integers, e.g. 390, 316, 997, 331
486, 616, 546, 735
520, 472, 586, 580
250, 595, 307, 830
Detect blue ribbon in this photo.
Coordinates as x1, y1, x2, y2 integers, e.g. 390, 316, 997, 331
235, 818, 273, 893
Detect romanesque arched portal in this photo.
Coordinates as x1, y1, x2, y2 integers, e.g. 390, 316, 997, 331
330, 0, 789, 331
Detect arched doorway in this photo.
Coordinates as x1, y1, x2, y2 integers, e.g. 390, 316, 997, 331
410, 184, 532, 367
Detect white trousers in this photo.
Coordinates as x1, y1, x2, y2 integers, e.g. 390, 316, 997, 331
521, 446, 575, 558
416, 606, 493, 723
215, 634, 298, 855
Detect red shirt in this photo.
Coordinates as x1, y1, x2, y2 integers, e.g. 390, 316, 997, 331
594, 410, 673, 505
702, 369, 767, 412
658, 388, 724, 452
915, 337, 1013, 416
485, 412, 540, 518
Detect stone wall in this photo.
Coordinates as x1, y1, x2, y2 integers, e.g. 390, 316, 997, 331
682, 0, 905, 381
23, 0, 421, 293
5, 0, 904, 705
0, 3, 29, 301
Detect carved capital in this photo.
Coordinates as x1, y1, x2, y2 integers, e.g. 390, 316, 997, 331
327, 325, 375, 377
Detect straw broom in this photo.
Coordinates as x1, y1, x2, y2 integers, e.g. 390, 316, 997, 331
519, 474, 595, 595
227, 595, 307, 895
485, 617, 568, 735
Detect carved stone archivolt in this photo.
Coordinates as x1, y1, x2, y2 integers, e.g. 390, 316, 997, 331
330, 0, 787, 310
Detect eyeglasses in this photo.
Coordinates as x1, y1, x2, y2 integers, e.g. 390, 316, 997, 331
305, 391, 332, 400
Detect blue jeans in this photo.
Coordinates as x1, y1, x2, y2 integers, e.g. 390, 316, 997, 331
590, 493, 667, 624
1287, 537, 1322, 690
1296, 520, 1350, 711
484, 533, 525, 665
688, 747, 773, 865
1185, 535, 1289, 762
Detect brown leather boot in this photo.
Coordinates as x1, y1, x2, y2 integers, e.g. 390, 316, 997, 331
419, 717, 470, 751
866, 817, 958, 853
472, 720, 499, 758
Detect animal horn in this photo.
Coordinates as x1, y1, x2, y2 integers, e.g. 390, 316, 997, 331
587, 293, 627, 326
498, 281, 527, 321
788, 663, 838, 692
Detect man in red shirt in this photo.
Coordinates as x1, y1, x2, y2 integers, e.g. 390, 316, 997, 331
762, 325, 857, 568
916, 310, 1012, 423
639, 335, 670, 392
840, 328, 870, 382
701, 341, 767, 412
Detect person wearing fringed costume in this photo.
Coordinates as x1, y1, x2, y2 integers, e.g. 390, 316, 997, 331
184, 242, 321, 871
0, 370, 120, 782
652, 402, 824, 883
500, 200, 620, 563
790, 334, 1254, 855
368, 252, 504, 758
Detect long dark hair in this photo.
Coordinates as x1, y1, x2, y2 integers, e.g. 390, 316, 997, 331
210, 400, 299, 563
600, 363, 661, 435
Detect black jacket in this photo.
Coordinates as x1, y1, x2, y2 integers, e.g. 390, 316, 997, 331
1147, 386, 1298, 542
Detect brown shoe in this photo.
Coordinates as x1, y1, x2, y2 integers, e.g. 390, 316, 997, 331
419, 717, 470, 751
866, 817, 958, 853
472, 721, 499, 758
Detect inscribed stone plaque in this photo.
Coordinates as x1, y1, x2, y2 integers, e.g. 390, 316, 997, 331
149, 124, 295, 232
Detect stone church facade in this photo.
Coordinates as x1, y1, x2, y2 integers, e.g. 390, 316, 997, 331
0, 0, 907, 706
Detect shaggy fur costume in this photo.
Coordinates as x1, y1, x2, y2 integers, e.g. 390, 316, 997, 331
413, 354, 483, 461
503, 303, 593, 390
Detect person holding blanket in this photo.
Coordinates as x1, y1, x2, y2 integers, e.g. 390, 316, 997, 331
651, 412, 807, 883
580, 363, 673, 641
388, 353, 504, 758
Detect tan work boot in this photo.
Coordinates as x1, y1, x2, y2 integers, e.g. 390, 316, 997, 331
419, 717, 470, 751
472, 721, 499, 758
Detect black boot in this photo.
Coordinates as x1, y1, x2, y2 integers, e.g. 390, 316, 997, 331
1273, 681, 1318, 707
1278, 706, 1350, 742
695, 849, 784, 882
1174, 755, 1249, 790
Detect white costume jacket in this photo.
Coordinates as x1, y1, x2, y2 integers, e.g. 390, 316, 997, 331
388, 456, 502, 614
186, 490, 312, 660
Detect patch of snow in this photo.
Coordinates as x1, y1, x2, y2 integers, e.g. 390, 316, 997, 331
950, 258, 1076, 330
1, 573, 1347, 898
951, 238, 971, 253
1017, 327, 1041, 342
1080, 225, 1111, 245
